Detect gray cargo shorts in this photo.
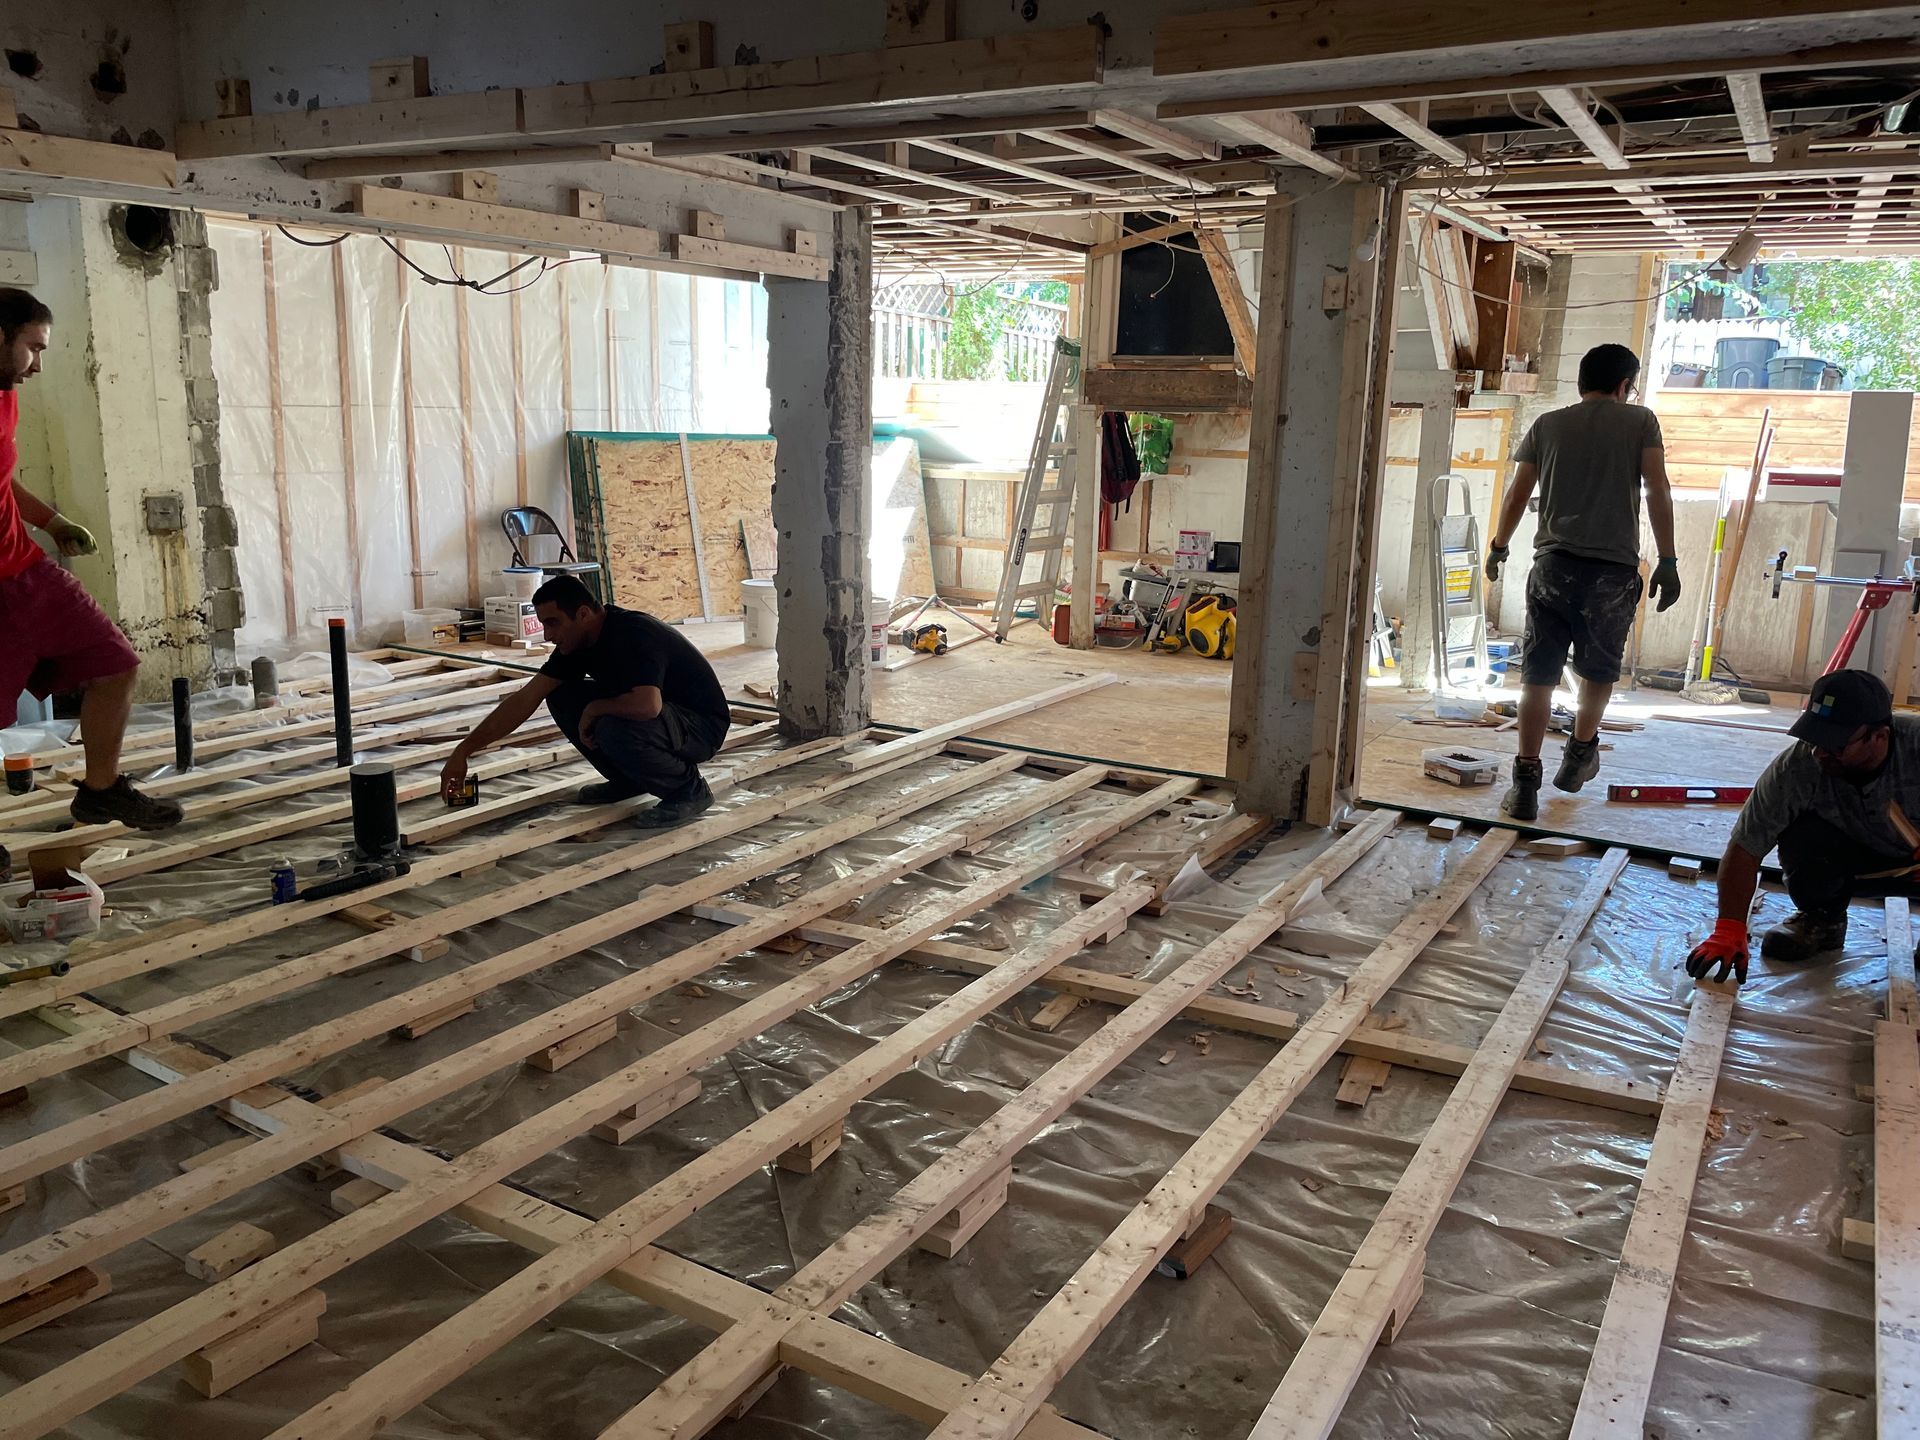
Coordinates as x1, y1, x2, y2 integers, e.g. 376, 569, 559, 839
1518, 550, 1643, 686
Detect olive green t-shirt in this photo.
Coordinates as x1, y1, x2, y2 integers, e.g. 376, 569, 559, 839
1513, 398, 1664, 570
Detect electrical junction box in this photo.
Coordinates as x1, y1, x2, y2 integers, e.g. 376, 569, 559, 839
143, 493, 187, 533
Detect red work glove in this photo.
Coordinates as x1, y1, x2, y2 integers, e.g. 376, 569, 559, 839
1685, 918, 1749, 985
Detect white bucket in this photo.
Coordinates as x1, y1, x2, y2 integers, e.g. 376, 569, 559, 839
869, 595, 891, 664
741, 579, 777, 648
503, 567, 541, 601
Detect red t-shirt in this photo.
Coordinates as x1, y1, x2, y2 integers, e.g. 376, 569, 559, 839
0, 390, 46, 579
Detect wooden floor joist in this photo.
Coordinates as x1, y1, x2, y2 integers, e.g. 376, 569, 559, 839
0, 752, 1034, 1216
919, 829, 1520, 1440
838, 675, 1119, 773
243, 783, 1193, 1439
1565, 976, 1738, 1438
1877, 898, 1920, 1437
1248, 848, 1632, 1438
0, 776, 1188, 1437
0, 731, 850, 1024
609, 808, 1402, 1438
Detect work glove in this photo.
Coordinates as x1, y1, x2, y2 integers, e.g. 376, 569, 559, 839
1649, 555, 1682, 613
47, 515, 97, 559
1684, 917, 1749, 985
1485, 542, 1509, 582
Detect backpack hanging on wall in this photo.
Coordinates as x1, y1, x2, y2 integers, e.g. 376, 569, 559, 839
1100, 410, 1141, 511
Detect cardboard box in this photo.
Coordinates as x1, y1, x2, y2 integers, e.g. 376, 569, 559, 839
483, 596, 542, 645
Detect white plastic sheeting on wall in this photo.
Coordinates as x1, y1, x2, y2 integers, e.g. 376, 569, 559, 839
206, 223, 770, 652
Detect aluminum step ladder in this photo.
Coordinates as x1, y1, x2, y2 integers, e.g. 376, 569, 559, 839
992, 336, 1084, 641
1428, 472, 1489, 689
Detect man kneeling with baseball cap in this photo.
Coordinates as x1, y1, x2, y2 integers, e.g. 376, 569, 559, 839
1686, 669, 1920, 985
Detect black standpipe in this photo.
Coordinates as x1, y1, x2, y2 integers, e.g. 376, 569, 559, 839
170, 677, 194, 772
348, 761, 400, 861
328, 616, 353, 767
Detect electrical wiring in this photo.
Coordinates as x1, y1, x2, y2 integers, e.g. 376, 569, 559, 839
272, 222, 594, 296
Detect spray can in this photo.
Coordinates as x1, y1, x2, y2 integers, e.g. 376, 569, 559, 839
270, 859, 298, 904
446, 775, 480, 809
3, 754, 32, 796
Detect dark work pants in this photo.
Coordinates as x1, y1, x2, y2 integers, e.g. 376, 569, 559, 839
547, 680, 726, 801
1776, 812, 1919, 916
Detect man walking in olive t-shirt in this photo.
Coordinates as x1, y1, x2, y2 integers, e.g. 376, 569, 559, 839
1484, 343, 1684, 821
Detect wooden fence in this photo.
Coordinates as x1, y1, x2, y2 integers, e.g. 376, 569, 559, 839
1653, 387, 1920, 501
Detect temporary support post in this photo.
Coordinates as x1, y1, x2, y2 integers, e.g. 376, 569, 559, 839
768, 206, 873, 737
328, 617, 353, 767
1227, 182, 1394, 820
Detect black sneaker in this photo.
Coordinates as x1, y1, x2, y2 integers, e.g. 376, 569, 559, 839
1759, 910, 1848, 963
577, 779, 645, 805
1553, 735, 1602, 793
1499, 757, 1543, 822
634, 777, 715, 829
70, 776, 184, 831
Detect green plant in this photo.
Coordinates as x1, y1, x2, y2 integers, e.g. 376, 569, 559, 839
1765, 259, 1920, 389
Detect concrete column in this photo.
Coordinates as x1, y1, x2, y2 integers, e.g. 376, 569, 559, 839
768, 207, 872, 736
14, 197, 229, 697
1227, 183, 1391, 818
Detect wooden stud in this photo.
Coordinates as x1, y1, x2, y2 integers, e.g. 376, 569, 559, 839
840, 676, 1118, 773
671, 232, 830, 281
394, 242, 426, 609
1526, 836, 1585, 859
0, 1183, 22, 1214
259, 230, 299, 638
369, 56, 431, 101
1426, 816, 1462, 842
1028, 993, 1082, 1033
1156, 1204, 1232, 1280
184, 1223, 276, 1282
663, 21, 715, 72
571, 187, 605, 221
1380, 1262, 1426, 1344
331, 1176, 389, 1214
1194, 228, 1255, 376
453, 248, 481, 603
777, 1118, 846, 1175
509, 273, 529, 507
594, 1075, 703, 1145
180, 1290, 325, 1399
693, 209, 726, 241
215, 77, 252, 119
1889, 900, 1917, 1027
1566, 980, 1737, 1438
395, 999, 475, 1040
356, 185, 661, 262
1874, 1012, 1920, 1434
917, 1168, 1013, 1258
1333, 1055, 1392, 1108
526, 1016, 621, 1073
1845, 1217, 1878, 1262
0, 1266, 109, 1345
180, 1136, 254, 1173
1669, 856, 1704, 881
454, 169, 499, 204
329, 245, 364, 630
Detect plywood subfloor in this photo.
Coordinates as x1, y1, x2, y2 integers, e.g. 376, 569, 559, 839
413, 630, 1804, 853
1360, 690, 1800, 860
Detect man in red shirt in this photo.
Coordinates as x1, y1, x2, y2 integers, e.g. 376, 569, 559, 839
0, 288, 183, 829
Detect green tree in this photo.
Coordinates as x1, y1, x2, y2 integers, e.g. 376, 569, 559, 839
1767, 259, 1920, 389
942, 285, 1016, 379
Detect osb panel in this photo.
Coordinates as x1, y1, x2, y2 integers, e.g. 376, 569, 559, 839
576, 433, 935, 620
585, 437, 706, 620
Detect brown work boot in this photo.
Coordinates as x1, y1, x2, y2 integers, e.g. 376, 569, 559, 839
1759, 910, 1848, 963
1553, 735, 1602, 793
1499, 757, 1543, 822
70, 775, 184, 832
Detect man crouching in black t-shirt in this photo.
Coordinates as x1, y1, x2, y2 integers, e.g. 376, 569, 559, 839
440, 576, 732, 828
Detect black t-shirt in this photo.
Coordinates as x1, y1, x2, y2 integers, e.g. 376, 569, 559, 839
539, 606, 731, 736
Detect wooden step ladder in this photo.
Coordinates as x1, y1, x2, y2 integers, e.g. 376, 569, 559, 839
992, 337, 1085, 641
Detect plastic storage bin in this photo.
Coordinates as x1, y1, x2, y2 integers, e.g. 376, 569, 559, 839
1, 873, 105, 942
401, 608, 460, 645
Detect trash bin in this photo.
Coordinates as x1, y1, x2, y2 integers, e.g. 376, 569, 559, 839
1712, 336, 1781, 388
1767, 354, 1832, 390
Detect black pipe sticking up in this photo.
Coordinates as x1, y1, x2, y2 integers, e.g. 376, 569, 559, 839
329, 616, 353, 767
170, 677, 194, 772
349, 761, 401, 861
250, 655, 279, 709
